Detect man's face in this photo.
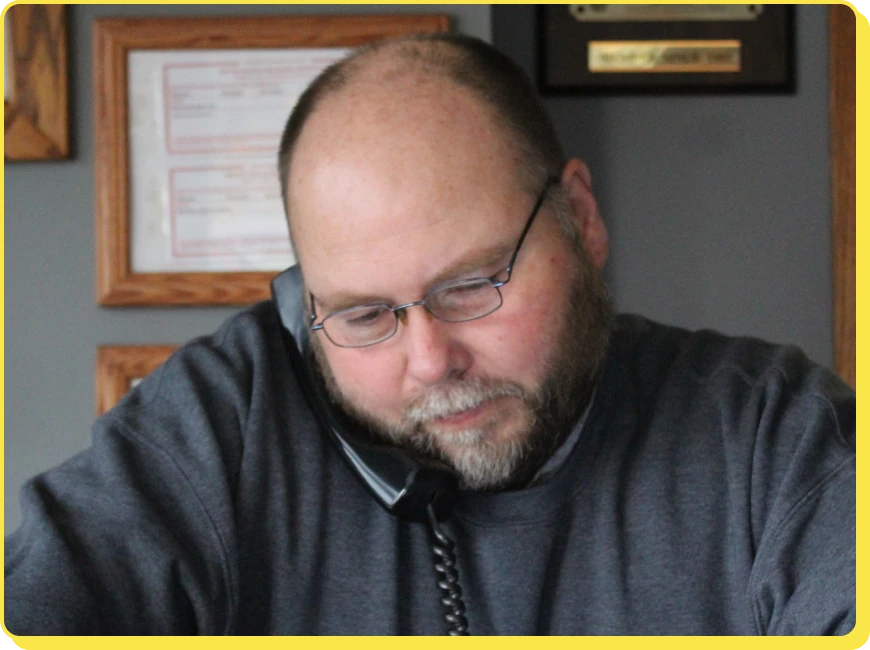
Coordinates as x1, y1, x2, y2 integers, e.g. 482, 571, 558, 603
288, 76, 611, 490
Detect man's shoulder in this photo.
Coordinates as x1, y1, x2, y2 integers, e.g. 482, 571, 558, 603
179, 299, 283, 363
604, 313, 855, 462
610, 313, 844, 398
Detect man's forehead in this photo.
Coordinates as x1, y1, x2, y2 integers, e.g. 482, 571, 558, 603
298, 188, 514, 275
288, 90, 521, 253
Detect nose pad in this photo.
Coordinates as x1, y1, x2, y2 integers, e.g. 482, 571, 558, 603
394, 298, 432, 326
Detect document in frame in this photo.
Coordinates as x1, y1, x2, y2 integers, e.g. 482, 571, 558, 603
127, 48, 349, 273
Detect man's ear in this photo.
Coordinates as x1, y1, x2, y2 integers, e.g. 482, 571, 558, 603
561, 158, 608, 270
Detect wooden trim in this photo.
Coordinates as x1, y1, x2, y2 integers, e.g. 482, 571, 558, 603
95, 345, 178, 415
829, 4, 856, 387
4, 4, 69, 160
93, 15, 451, 306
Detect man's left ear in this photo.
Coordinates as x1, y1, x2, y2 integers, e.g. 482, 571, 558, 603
561, 158, 608, 270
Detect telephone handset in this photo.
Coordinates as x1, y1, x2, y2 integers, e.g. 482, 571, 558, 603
271, 265, 470, 634
270, 265, 458, 522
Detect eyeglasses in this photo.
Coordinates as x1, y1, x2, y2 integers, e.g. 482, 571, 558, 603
309, 178, 558, 348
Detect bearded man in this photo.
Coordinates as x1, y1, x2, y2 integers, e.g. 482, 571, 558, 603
5, 34, 855, 636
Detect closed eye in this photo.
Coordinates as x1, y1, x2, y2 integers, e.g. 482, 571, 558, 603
343, 307, 388, 327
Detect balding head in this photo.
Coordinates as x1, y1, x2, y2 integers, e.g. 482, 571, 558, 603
277, 34, 566, 241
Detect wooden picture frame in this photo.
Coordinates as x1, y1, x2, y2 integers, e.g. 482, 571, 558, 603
94, 14, 450, 307
4, 4, 69, 160
829, 5, 856, 387
96, 345, 178, 415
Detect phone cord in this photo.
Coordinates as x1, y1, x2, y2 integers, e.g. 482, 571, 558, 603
426, 503, 470, 635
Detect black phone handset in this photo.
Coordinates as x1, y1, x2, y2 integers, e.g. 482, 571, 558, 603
271, 266, 469, 635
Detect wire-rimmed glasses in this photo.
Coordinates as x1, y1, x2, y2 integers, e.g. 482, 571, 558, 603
309, 178, 558, 348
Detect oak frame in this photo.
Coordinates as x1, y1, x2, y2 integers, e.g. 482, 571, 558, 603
829, 5, 856, 387
95, 345, 178, 415
4, 4, 69, 160
94, 14, 450, 307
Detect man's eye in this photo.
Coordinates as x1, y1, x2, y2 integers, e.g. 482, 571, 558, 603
344, 308, 387, 328
442, 280, 490, 298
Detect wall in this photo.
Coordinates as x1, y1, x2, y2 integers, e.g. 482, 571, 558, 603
5, 5, 832, 532
4, 4, 491, 531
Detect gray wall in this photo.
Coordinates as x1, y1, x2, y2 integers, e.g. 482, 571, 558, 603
4, 4, 491, 531
5, 5, 832, 532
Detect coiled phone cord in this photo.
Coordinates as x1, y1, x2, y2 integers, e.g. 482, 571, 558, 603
426, 503, 470, 635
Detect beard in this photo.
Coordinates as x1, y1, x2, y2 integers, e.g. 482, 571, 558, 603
310, 240, 613, 492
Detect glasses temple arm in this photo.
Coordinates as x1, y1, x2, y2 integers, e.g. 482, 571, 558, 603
503, 177, 558, 277
309, 292, 318, 324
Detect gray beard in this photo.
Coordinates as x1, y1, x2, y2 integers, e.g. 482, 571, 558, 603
310, 246, 613, 492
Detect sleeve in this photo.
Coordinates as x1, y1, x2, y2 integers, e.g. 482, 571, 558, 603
4, 419, 235, 635
4, 342, 245, 635
747, 352, 855, 636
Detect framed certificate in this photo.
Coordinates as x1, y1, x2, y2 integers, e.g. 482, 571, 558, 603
538, 4, 794, 93
94, 14, 450, 306
95, 345, 178, 415
4, 4, 69, 160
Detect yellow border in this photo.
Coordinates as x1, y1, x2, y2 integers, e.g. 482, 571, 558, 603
851, 0, 866, 648
0, 1, 864, 648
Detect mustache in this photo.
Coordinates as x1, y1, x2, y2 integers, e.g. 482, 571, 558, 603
404, 378, 527, 424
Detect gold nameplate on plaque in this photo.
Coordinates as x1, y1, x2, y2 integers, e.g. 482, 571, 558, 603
588, 40, 741, 73
570, 5, 763, 22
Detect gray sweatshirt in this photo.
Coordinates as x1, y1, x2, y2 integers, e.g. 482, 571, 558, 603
5, 304, 856, 635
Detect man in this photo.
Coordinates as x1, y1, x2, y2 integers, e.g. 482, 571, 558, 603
5, 34, 855, 635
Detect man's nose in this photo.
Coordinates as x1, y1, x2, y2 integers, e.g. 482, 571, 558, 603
400, 307, 470, 387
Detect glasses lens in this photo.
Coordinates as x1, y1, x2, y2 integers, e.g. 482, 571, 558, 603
427, 279, 503, 322
324, 305, 397, 348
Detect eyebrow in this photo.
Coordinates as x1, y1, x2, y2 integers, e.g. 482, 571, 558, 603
315, 241, 516, 315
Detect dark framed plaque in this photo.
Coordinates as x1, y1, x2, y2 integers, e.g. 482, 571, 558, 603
537, 5, 795, 94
